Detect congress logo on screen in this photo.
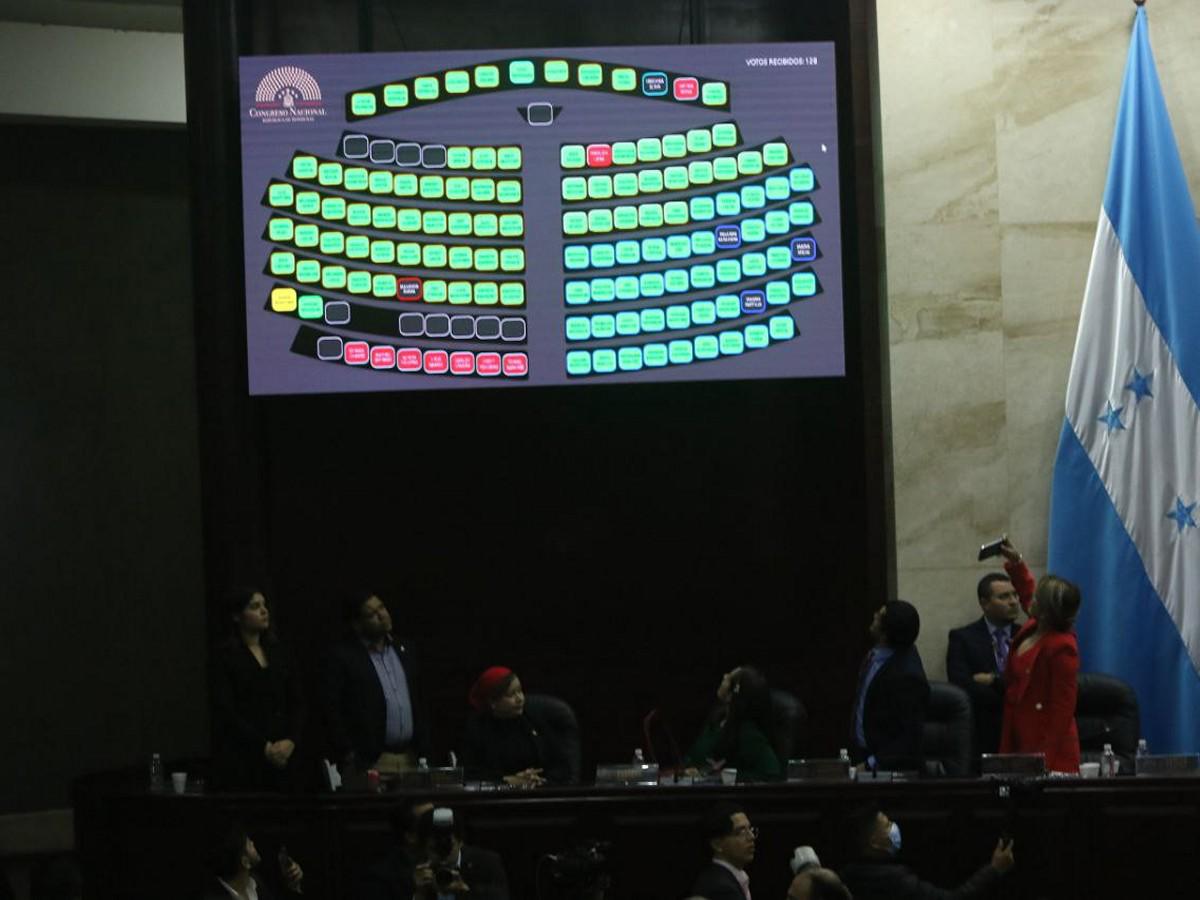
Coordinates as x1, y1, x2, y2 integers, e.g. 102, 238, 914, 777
250, 65, 327, 124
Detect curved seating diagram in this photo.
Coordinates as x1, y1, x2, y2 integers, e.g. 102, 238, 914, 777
248, 47, 835, 386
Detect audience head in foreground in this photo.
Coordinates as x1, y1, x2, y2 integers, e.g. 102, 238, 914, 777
689, 803, 757, 900
839, 806, 1013, 900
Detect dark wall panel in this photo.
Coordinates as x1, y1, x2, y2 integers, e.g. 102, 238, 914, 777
0, 124, 207, 813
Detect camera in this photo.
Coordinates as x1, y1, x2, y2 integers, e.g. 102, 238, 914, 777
434, 866, 460, 890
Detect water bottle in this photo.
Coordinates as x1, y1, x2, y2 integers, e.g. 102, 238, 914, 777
1101, 743, 1116, 778
1135, 738, 1148, 774
839, 748, 855, 779
417, 757, 429, 772
148, 753, 165, 793
632, 748, 645, 767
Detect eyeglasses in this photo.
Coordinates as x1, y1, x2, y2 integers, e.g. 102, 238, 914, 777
732, 825, 759, 838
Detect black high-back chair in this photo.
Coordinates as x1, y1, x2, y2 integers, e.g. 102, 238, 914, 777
1075, 673, 1140, 771
524, 693, 582, 784
922, 681, 973, 777
768, 689, 807, 763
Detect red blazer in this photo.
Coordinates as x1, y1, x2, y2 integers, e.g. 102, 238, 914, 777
998, 560, 1080, 773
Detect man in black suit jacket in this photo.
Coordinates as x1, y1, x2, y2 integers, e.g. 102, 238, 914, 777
851, 600, 930, 771
320, 592, 429, 774
356, 800, 433, 900
690, 802, 757, 900
946, 572, 1023, 757
838, 807, 1014, 900
411, 807, 508, 900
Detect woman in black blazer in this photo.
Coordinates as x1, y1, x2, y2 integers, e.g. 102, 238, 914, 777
461, 666, 571, 787
210, 588, 306, 792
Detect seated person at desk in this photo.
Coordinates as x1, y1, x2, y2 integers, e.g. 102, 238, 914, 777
320, 592, 429, 775
850, 600, 929, 772
685, 666, 782, 781
201, 821, 303, 900
412, 806, 508, 900
838, 807, 1014, 900
946, 572, 1023, 757
210, 587, 305, 792
462, 666, 571, 787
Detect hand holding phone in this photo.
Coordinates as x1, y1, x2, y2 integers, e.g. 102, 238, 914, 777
978, 535, 1008, 561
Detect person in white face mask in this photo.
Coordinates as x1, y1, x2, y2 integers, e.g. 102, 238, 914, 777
837, 808, 1014, 900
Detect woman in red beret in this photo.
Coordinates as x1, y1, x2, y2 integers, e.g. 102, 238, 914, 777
462, 667, 571, 787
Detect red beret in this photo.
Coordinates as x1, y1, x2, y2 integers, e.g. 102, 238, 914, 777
469, 666, 514, 711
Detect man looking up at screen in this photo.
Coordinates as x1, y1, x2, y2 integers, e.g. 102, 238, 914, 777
850, 600, 929, 772
321, 592, 428, 775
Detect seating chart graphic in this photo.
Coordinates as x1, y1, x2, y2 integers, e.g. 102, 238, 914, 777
240, 44, 844, 394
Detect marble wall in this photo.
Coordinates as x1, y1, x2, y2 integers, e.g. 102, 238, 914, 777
876, 0, 1200, 677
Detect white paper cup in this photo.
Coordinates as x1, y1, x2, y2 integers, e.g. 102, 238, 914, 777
170, 771, 188, 794
1079, 762, 1100, 779
720, 768, 738, 785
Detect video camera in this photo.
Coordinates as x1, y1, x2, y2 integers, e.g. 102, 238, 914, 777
541, 840, 612, 899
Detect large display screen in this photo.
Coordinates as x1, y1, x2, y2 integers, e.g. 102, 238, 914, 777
239, 43, 843, 393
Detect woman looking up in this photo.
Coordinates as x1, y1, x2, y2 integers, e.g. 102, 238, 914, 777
997, 541, 1082, 774
210, 588, 306, 791
685, 666, 782, 782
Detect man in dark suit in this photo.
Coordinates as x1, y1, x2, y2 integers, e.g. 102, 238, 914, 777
412, 807, 508, 900
839, 807, 1014, 900
320, 592, 429, 774
356, 800, 434, 900
946, 573, 1023, 758
851, 600, 930, 771
689, 802, 757, 900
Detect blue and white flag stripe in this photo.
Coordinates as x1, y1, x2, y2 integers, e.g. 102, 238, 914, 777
1049, 8, 1200, 753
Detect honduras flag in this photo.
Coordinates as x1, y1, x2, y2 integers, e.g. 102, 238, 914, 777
1048, 7, 1200, 753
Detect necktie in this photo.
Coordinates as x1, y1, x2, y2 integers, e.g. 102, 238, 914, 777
994, 630, 1011, 673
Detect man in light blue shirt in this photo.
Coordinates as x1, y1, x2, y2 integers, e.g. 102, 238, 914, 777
322, 592, 428, 774
850, 601, 929, 771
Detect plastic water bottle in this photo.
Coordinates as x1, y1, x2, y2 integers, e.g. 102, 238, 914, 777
417, 757, 429, 772
632, 748, 645, 767
1101, 743, 1117, 778
839, 747, 855, 779
1135, 738, 1148, 774
148, 753, 165, 793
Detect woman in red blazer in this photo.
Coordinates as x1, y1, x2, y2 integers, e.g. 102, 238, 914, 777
997, 542, 1083, 773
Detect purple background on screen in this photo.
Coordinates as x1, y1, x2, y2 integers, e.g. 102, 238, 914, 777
239, 42, 843, 394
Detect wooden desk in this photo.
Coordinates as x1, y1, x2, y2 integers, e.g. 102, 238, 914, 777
74, 771, 1200, 899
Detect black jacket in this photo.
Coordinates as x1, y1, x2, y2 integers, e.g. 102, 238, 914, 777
857, 643, 930, 770
689, 861, 747, 900
839, 857, 1001, 900
320, 635, 428, 768
439, 846, 507, 900
462, 710, 572, 784
210, 637, 306, 791
946, 617, 1019, 756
